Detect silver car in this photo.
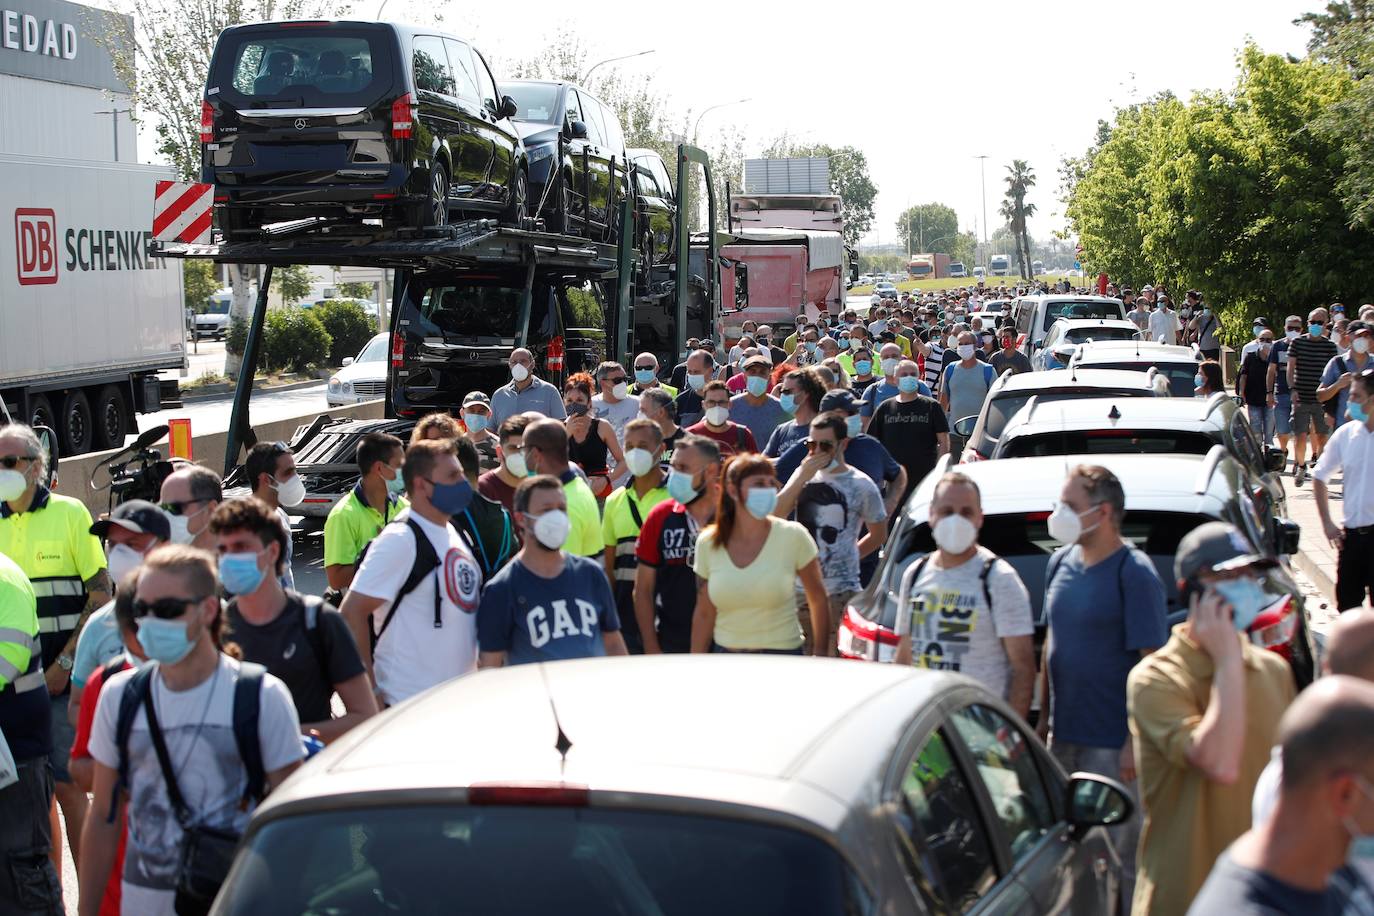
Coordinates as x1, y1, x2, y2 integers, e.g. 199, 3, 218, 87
211, 656, 1132, 915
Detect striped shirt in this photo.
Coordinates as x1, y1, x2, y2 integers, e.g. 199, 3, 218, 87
1288, 334, 1338, 400
924, 342, 945, 392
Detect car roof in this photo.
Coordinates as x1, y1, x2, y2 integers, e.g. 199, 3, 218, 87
257, 656, 970, 831
1051, 318, 1140, 332
999, 393, 1231, 435
1019, 294, 1123, 304
1074, 340, 1200, 362
990, 367, 1159, 395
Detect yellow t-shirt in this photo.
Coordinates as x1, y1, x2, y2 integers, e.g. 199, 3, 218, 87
563, 475, 606, 558
693, 519, 817, 650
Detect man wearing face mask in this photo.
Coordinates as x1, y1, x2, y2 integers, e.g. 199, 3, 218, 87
340, 440, 484, 707
634, 388, 684, 465
1127, 522, 1296, 916
1319, 323, 1373, 427
1040, 464, 1168, 907
522, 419, 605, 560
600, 420, 669, 654
940, 331, 997, 455
477, 476, 627, 667
79, 545, 303, 916
861, 342, 931, 431
1314, 368, 1374, 610
686, 380, 757, 457
776, 390, 906, 521
489, 348, 566, 428
0, 422, 109, 870
158, 465, 223, 550
1188, 677, 1374, 914
893, 473, 1035, 718
1238, 329, 1278, 445
590, 360, 640, 444
868, 360, 949, 501
1290, 307, 1338, 484
324, 433, 408, 594
1268, 315, 1305, 460
629, 352, 677, 398
729, 354, 787, 447
672, 349, 715, 428
70, 501, 171, 725
212, 498, 376, 742
459, 391, 499, 471
990, 328, 1032, 377
477, 415, 533, 512
245, 441, 303, 591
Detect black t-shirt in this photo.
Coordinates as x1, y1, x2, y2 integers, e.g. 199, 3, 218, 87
1239, 351, 1271, 407
227, 591, 365, 724
453, 492, 514, 580
634, 501, 701, 653
674, 388, 704, 427
867, 395, 949, 491
1187, 853, 1374, 915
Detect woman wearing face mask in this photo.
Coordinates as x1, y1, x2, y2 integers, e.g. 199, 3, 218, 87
1194, 360, 1224, 398
690, 455, 828, 655
562, 373, 627, 499
849, 347, 878, 396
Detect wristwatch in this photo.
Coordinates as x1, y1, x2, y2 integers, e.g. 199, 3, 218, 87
57, 654, 73, 672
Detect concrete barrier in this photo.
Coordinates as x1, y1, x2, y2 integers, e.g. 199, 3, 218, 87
58, 400, 386, 518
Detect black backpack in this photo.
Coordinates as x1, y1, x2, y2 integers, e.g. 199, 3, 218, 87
109, 661, 266, 823
354, 517, 442, 647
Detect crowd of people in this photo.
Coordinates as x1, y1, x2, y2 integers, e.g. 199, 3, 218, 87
2, 279, 1373, 915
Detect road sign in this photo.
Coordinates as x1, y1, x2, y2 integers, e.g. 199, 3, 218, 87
152, 181, 212, 244
168, 418, 193, 460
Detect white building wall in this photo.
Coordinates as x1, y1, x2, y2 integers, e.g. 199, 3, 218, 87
0, 74, 135, 160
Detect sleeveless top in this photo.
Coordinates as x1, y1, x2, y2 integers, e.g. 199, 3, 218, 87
569, 417, 610, 474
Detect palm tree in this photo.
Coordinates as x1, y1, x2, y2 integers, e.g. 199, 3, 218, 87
1002, 161, 1037, 280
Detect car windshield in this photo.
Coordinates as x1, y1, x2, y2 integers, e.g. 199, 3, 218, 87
206, 301, 230, 315
1086, 361, 1197, 397
979, 388, 1150, 446
1000, 429, 1219, 458
356, 334, 389, 363
502, 82, 561, 123
220, 806, 865, 915
216, 28, 388, 104
1064, 326, 1138, 344
410, 280, 525, 340
1042, 301, 1125, 331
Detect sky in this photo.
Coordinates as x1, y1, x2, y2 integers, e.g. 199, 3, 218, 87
133, 0, 1318, 249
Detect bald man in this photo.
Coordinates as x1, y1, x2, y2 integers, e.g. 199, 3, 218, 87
490, 348, 566, 428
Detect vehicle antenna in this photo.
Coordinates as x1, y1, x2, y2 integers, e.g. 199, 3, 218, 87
539, 665, 574, 775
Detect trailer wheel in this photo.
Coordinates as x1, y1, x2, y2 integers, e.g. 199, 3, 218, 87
27, 394, 55, 432
93, 385, 129, 451
59, 390, 93, 457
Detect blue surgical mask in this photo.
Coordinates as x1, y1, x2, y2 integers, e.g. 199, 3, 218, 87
745, 375, 768, 397
1213, 576, 1271, 632
855, 360, 873, 376
1311, 323, 1325, 336
634, 368, 655, 385
136, 616, 197, 666
744, 486, 778, 519
666, 468, 699, 505
384, 467, 407, 497
839, 338, 850, 350
1351, 399, 1370, 424
219, 550, 267, 596
1194, 374, 1205, 388
1252, 325, 1264, 337
880, 357, 900, 376
428, 477, 473, 515
779, 393, 797, 415
463, 413, 487, 433
805, 341, 818, 354
898, 376, 920, 394
846, 415, 862, 439
687, 373, 706, 391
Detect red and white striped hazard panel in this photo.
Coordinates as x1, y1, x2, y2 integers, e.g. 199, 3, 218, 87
153, 181, 213, 244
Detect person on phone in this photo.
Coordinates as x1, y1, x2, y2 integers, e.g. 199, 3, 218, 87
562, 373, 626, 500
1127, 522, 1297, 916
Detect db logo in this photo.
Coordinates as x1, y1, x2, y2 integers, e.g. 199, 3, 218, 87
15, 209, 57, 286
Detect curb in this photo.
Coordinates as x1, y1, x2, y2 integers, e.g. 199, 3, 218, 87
1293, 547, 1336, 605
180, 377, 325, 404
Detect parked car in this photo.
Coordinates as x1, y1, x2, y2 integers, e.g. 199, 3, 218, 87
389, 268, 606, 418
326, 332, 389, 406
210, 655, 1134, 915
975, 299, 1011, 319
203, 21, 527, 235
973, 266, 986, 279
501, 79, 630, 239
991, 392, 1289, 524
953, 368, 1166, 462
194, 299, 231, 340
948, 262, 966, 278
1009, 295, 1127, 354
1070, 340, 1203, 397
1033, 318, 1142, 370
870, 282, 899, 304
837, 452, 1314, 688
628, 147, 676, 268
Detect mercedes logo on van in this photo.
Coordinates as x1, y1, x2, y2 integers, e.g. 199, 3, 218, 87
294, 118, 308, 130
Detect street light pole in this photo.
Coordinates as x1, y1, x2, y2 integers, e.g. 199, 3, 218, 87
974, 154, 989, 244
581, 49, 655, 86
691, 98, 751, 144
94, 107, 129, 161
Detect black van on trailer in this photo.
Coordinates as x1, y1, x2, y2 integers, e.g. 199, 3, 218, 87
203, 21, 528, 234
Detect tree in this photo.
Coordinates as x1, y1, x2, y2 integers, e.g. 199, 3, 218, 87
337, 281, 376, 300
272, 264, 314, 305
761, 135, 877, 246
1000, 161, 1037, 280
183, 259, 217, 313
896, 203, 959, 255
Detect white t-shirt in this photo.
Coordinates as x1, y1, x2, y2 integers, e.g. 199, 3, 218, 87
1148, 308, 1182, 345
591, 392, 641, 444
350, 510, 482, 705
88, 655, 303, 916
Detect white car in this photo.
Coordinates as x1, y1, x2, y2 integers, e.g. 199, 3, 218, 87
1034, 318, 1143, 370
327, 332, 389, 406
869, 283, 899, 305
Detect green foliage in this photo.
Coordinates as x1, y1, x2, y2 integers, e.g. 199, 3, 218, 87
336, 281, 376, 300
262, 307, 332, 374
1000, 161, 1037, 280
859, 253, 908, 274
183, 259, 217, 312
226, 317, 248, 357
271, 264, 314, 305
311, 299, 378, 365
896, 203, 960, 255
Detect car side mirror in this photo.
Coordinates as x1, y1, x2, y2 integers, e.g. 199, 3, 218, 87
953, 415, 978, 438
1065, 773, 1134, 839
499, 95, 518, 120
1277, 518, 1301, 555
569, 120, 589, 140
341, 356, 354, 367
1265, 447, 1286, 473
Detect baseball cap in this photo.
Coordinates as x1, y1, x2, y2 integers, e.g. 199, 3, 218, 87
818, 389, 859, 415
1175, 521, 1276, 582
90, 499, 171, 543
462, 391, 491, 408
1251, 317, 1270, 328
742, 354, 772, 370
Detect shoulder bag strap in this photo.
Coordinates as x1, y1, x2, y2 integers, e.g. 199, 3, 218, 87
139, 673, 195, 828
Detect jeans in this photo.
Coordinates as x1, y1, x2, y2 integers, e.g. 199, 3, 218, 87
0, 758, 62, 915
1247, 405, 1275, 445
1052, 739, 1139, 910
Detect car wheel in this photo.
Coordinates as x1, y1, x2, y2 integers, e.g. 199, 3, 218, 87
503, 168, 528, 225
59, 389, 93, 456
415, 163, 449, 229
547, 171, 573, 234
92, 385, 129, 451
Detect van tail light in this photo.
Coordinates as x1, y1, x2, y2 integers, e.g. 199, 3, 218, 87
838, 604, 899, 661
468, 783, 589, 806
390, 332, 404, 368
1249, 595, 1297, 659
200, 100, 215, 143
546, 336, 565, 373
391, 93, 416, 139
961, 449, 984, 464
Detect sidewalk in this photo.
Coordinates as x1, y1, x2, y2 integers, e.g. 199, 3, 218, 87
1284, 471, 1340, 604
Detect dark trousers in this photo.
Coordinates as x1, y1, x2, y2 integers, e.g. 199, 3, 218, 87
1338, 526, 1374, 611
0, 758, 62, 915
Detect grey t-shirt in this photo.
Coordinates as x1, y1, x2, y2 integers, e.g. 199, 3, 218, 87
990, 349, 1033, 377
1187, 852, 1374, 915
944, 361, 995, 429
591, 393, 641, 443
892, 546, 1035, 699
729, 393, 788, 447
792, 466, 885, 594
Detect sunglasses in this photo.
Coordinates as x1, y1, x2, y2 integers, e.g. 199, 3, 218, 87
634, 364, 655, 371
605, 376, 627, 385
133, 595, 209, 620
805, 438, 836, 453
159, 498, 208, 517
0, 455, 36, 470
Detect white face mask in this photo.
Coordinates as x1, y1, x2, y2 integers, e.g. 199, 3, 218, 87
957, 344, 976, 361
704, 406, 730, 426
1355, 338, 1371, 355
272, 473, 306, 508
932, 514, 978, 555
0, 468, 26, 503
510, 363, 531, 382
529, 509, 571, 550
504, 452, 528, 479
946, 335, 959, 349
105, 542, 145, 586
1047, 501, 1101, 545
611, 381, 629, 400
168, 513, 194, 545
623, 448, 655, 478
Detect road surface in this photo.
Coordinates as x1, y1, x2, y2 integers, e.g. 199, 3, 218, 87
124, 382, 328, 447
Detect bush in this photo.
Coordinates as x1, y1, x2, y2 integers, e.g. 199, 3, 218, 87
226, 317, 249, 357
262, 306, 332, 374
311, 299, 378, 365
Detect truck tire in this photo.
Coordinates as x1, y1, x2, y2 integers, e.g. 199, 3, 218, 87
59, 389, 93, 456
92, 385, 129, 451
27, 393, 55, 431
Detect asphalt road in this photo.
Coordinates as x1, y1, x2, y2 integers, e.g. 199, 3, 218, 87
124, 382, 329, 448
